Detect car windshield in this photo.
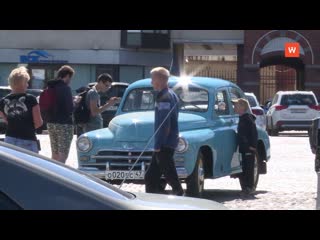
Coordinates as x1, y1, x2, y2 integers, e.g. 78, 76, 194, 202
123, 86, 209, 112
245, 95, 257, 107
280, 94, 316, 105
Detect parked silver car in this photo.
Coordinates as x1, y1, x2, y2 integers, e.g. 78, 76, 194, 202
0, 142, 227, 210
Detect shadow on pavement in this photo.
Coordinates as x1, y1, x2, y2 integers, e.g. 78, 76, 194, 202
201, 189, 268, 203
164, 188, 268, 202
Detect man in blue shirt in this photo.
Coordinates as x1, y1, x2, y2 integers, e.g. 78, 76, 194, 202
144, 67, 184, 196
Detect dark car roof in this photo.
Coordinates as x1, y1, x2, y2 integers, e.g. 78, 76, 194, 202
87, 82, 129, 87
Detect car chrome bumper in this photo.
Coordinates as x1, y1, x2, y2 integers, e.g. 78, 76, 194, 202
276, 120, 312, 130
78, 166, 189, 179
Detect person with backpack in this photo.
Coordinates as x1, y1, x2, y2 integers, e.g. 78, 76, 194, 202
40, 65, 75, 163
80, 73, 119, 134
0, 67, 43, 153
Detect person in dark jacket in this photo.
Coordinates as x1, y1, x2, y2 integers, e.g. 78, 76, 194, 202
232, 98, 258, 196
144, 67, 184, 196
46, 65, 75, 163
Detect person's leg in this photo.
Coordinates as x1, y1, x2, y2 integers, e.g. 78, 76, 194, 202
47, 123, 59, 160
245, 153, 255, 191
315, 148, 320, 172
158, 147, 184, 196
76, 124, 84, 138
240, 152, 255, 192
57, 124, 74, 163
145, 152, 161, 193
83, 121, 101, 134
239, 153, 248, 192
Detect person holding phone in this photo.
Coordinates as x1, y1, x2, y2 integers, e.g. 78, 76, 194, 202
82, 73, 119, 133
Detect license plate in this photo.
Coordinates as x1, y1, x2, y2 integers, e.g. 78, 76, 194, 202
105, 171, 145, 180
291, 109, 306, 113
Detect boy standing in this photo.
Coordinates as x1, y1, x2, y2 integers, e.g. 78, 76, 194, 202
232, 98, 258, 196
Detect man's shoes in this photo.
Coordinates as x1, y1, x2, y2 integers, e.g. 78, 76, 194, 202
239, 188, 255, 198
172, 189, 185, 196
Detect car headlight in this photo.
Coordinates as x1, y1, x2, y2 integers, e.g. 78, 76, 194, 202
176, 137, 188, 153
77, 137, 92, 152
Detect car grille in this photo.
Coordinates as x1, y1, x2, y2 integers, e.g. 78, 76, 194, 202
85, 151, 153, 171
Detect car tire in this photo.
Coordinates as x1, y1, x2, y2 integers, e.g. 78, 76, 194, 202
271, 128, 279, 136
269, 118, 279, 136
266, 118, 272, 135
239, 152, 260, 191
186, 152, 205, 198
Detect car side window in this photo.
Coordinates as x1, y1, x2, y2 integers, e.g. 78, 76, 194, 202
215, 90, 230, 116
229, 87, 242, 101
0, 191, 22, 210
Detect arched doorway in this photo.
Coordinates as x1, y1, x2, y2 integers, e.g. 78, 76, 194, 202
259, 56, 305, 104
250, 32, 311, 104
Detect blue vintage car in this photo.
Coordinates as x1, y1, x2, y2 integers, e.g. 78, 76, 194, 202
77, 76, 271, 197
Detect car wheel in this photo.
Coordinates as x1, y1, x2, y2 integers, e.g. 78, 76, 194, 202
186, 152, 205, 198
267, 126, 272, 136
270, 118, 279, 136
266, 118, 272, 135
239, 152, 259, 191
271, 128, 279, 136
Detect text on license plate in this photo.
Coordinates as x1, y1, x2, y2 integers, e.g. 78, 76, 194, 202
105, 171, 145, 180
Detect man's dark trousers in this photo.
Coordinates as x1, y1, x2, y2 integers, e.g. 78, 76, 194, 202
145, 146, 183, 195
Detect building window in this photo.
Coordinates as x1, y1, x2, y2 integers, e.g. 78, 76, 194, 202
119, 66, 144, 84
121, 30, 170, 49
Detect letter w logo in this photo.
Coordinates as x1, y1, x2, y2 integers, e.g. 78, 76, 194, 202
285, 43, 300, 57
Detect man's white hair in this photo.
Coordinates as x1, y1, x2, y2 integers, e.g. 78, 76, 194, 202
150, 67, 170, 78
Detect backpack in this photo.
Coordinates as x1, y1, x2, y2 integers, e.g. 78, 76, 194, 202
39, 86, 57, 122
74, 90, 91, 124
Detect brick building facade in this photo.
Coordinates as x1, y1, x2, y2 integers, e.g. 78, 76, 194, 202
238, 30, 320, 101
